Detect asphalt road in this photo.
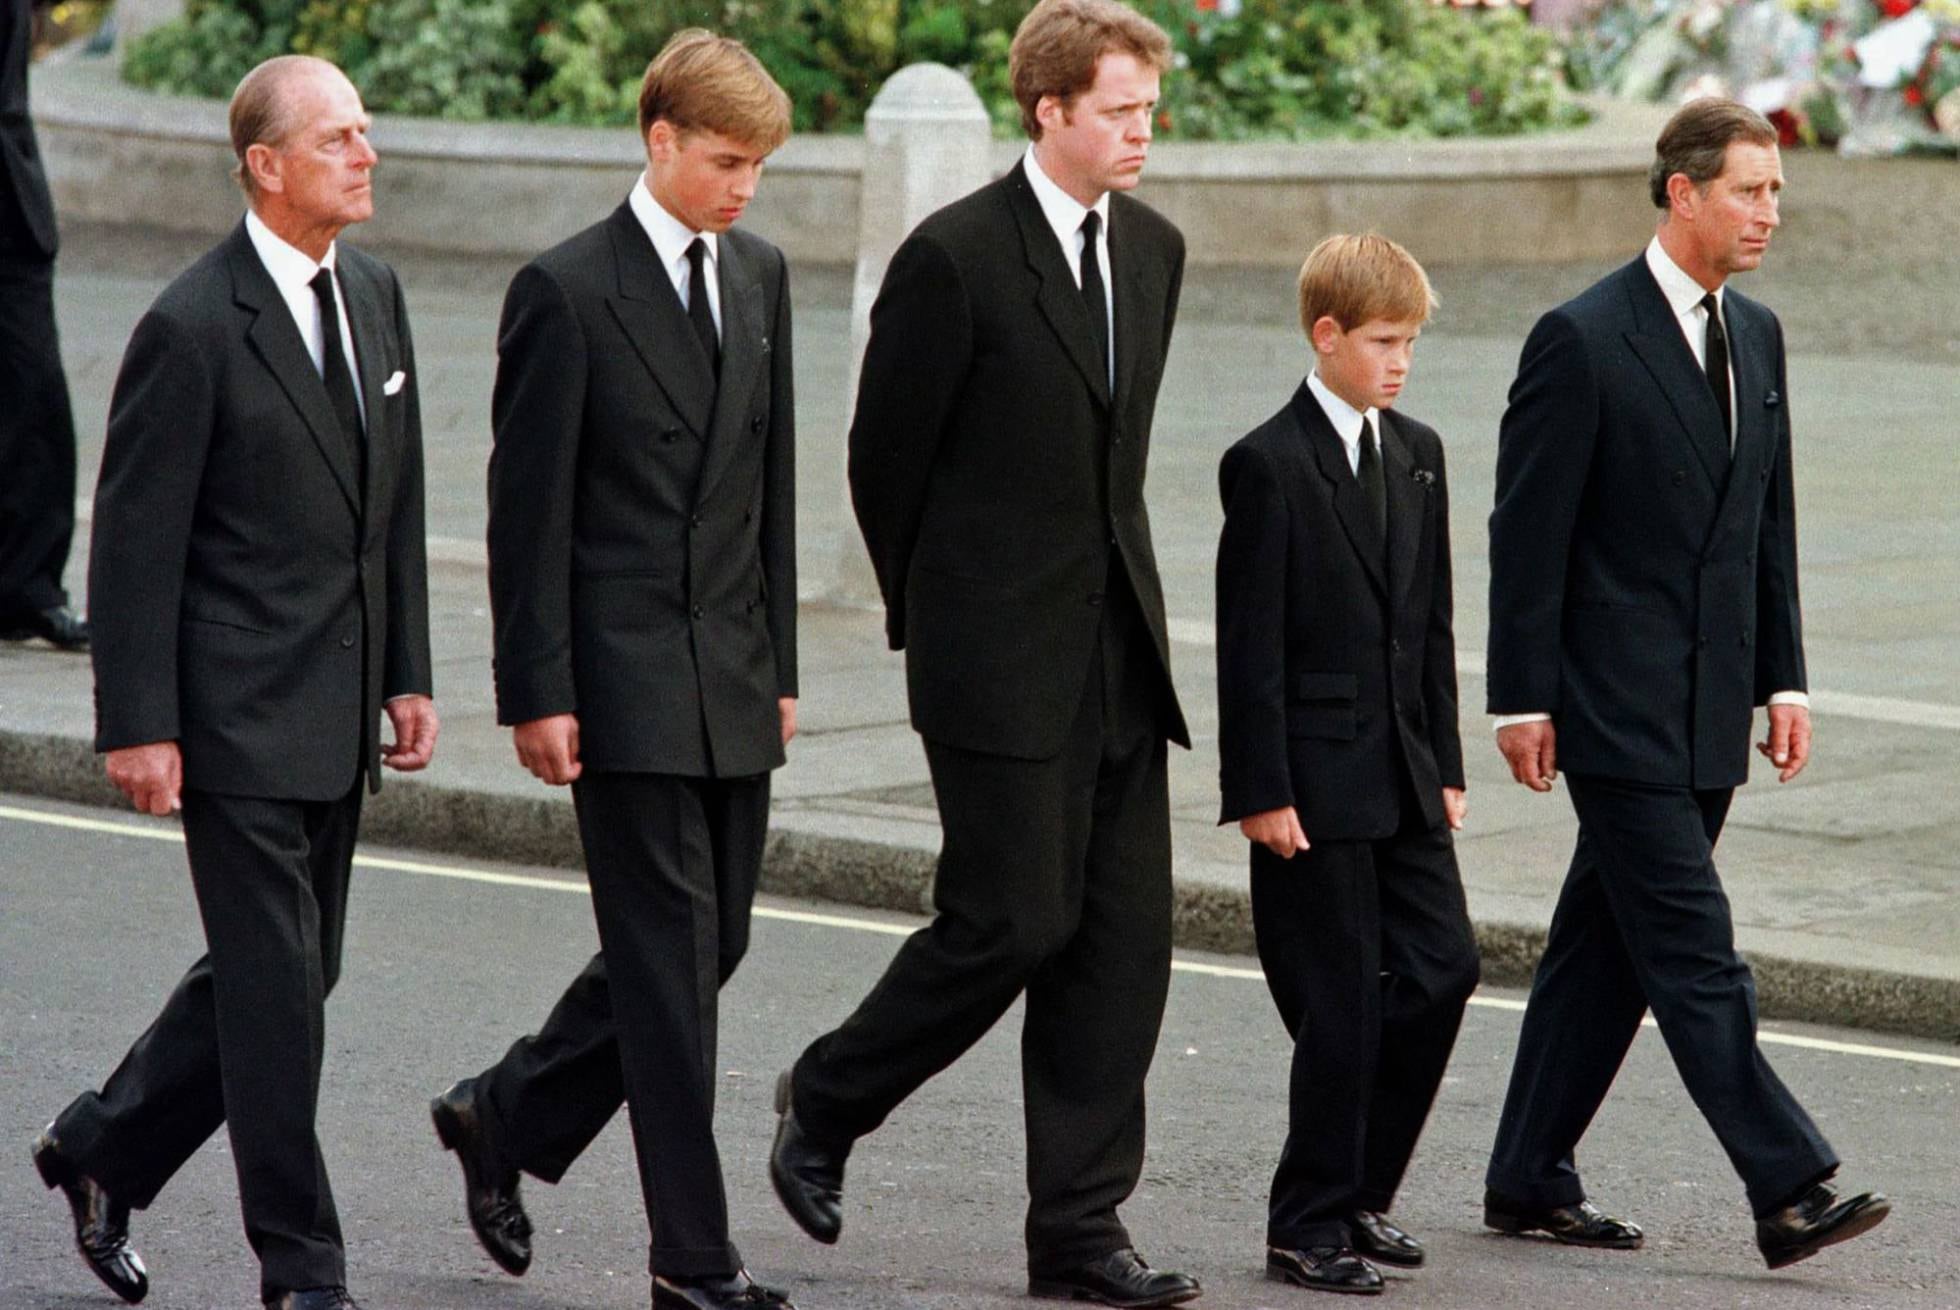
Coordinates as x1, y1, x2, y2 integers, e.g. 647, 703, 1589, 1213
3, 793, 1957, 1310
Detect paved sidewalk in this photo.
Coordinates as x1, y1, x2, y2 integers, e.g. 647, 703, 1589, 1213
4, 213, 1957, 1037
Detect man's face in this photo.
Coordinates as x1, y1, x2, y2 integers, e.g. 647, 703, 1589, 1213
1315, 316, 1423, 413
260, 67, 376, 233
1033, 52, 1161, 207
1682, 141, 1783, 276
647, 123, 770, 234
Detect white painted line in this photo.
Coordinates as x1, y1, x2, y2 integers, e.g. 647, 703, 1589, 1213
7, 801, 1959, 1070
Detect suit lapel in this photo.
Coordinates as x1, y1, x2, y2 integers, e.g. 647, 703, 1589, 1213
1108, 199, 1157, 423
603, 204, 717, 440
1006, 166, 1111, 410
1622, 259, 1730, 490
1289, 383, 1386, 599
1711, 296, 1770, 533
1379, 412, 1425, 614
229, 224, 361, 514
342, 254, 391, 530
693, 237, 767, 508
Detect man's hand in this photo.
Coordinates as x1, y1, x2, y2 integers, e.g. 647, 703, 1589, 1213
1496, 721, 1558, 792
105, 741, 183, 816
513, 713, 581, 786
1239, 806, 1310, 859
1758, 702, 1812, 783
1442, 786, 1468, 831
382, 695, 439, 771
779, 696, 798, 747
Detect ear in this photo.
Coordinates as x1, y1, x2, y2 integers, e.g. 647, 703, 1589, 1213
1035, 93, 1067, 136
646, 119, 676, 165
1309, 315, 1344, 356
245, 141, 284, 196
1665, 171, 1701, 221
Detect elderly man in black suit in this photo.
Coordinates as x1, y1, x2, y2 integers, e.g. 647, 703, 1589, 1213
0, 0, 88, 649
1482, 97, 1887, 1271
768, 2, 1198, 1305
427, 30, 799, 1310
30, 55, 435, 1310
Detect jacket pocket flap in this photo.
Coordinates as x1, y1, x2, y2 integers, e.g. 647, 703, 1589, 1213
1295, 672, 1358, 701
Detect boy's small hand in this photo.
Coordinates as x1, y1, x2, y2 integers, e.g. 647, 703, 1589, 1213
1239, 806, 1310, 858
1442, 786, 1467, 831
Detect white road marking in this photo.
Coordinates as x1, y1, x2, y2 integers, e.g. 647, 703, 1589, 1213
6, 801, 1958, 1070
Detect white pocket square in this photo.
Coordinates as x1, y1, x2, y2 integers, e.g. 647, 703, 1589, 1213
383, 370, 406, 396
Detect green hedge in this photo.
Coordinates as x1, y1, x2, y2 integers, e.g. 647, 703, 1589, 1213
123, 0, 1586, 139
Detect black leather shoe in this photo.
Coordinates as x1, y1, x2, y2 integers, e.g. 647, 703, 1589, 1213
264, 1289, 363, 1309
1756, 1182, 1890, 1270
768, 1070, 845, 1245
1348, 1211, 1422, 1268
1029, 1248, 1202, 1308
1483, 1190, 1643, 1249
431, 1078, 532, 1275
1, 604, 90, 650
1267, 1246, 1385, 1295
32, 1128, 149, 1304
652, 1269, 794, 1309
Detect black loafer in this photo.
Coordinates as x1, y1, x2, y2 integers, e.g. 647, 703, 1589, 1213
1029, 1248, 1201, 1308
1, 604, 90, 650
431, 1078, 533, 1275
1756, 1183, 1890, 1270
32, 1128, 149, 1304
264, 1289, 362, 1309
652, 1269, 794, 1309
1483, 1190, 1643, 1248
1348, 1210, 1423, 1268
1267, 1245, 1384, 1295
768, 1070, 846, 1245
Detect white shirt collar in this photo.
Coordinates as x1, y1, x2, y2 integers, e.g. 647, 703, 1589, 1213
1645, 235, 1721, 321
1023, 145, 1110, 261
245, 208, 337, 291
1306, 369, 1377, 463
630, 172, 717, 273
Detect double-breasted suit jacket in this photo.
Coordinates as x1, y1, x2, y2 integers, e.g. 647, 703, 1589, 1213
1216, 384, 1463, 839
1486, 256, 1803, 785
487, 203, 797, 777
847, 162, 1187, 760
89, 221, 433, 797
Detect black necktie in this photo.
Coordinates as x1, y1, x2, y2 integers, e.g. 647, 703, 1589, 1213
1701, 291, 1731, 449
1078, 210, 1110, 390
1357, 414, 1387, 549
308, 268, 365, 466
686, 238, 719, 379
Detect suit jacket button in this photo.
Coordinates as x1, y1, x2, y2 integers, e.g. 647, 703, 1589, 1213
1698, 636, 1709, 649
1391, 639, 1403, 655
340, 634, 355, 649
750, 416, 764, 433
1672, 470, 1686, 486
1087, 592, 1104, 607
690, 514, 702, 528
661, 429, 679, 444
1760, 467, 1769, 481
692, 604, 705, 620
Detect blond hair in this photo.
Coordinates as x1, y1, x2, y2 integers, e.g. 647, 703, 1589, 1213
1009, 0, 1172, 141
1297, 234, 1438, 335
638, 29, 791, 151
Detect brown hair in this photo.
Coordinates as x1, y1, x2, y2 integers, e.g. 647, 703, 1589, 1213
1297, 234, 1437, 335
638, 28, 792, 152
229, 55, 334, 196
1009, 0, 1172, 140
1648, 97, 1779, 209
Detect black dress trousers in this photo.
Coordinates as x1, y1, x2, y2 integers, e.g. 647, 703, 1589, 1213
791, 565, 1174, 1275
0, 234, 78, 617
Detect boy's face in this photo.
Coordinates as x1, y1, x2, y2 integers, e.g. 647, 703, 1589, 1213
645, 121, 770, 234
1313, 316, 1423, 412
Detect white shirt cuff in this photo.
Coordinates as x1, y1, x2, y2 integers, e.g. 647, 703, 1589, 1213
1766, 690, 1809, 709
1492, 712, 1552, 731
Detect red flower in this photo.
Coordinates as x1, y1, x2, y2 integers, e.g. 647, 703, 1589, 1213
1157, 109, 1174, 132
1880, 0, 1914, 17
1904, 83, 1925, 106
1766, 106, 1802, 146
1195, 0, 1218, 10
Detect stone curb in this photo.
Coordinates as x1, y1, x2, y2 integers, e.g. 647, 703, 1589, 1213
8, 727, 1957, 1043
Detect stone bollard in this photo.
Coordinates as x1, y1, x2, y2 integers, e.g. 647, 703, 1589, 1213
827, 63, 993, 606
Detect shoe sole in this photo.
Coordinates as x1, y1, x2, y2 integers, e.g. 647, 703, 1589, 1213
1264, 1263, 1384, 1295
32, 1133, 150, 1305
1028, 1278, 1203, 1307
429, 1095, 531, 1278
1352, 1245, 1423, 1269
769, 1071, 841, 1246
1483, 1208, 1644, 1249
1762, 1198, 1891, 1270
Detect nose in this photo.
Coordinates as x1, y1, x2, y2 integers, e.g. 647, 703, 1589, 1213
353, 131, 377, 169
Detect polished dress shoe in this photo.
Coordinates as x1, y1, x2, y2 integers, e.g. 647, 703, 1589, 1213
1483, 1190, 1643, 1249
768, 1070, 845, 1244
1348, 1211, 1423, 1268
264, 1288, 363, 1309
1267, 1245, 1384, 1296
430, 1078, 532, 1275
1756, 1182, 1890, 1269
652, 1269, 794, 1309
1028, 1248, 1202, 1308
1, 604, 90, 650
32, 1129, 149, 1304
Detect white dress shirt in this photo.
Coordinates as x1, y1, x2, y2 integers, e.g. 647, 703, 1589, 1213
244, 209, 365, 420
1023, 146, 1114, 390
1305, 370, 1379, 475
629, 172, 721, 337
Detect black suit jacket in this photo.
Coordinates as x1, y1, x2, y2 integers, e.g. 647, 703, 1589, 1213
90, 221, 433, 799
486, 204, 797, 779
1215, 384, 1463, 839
847, 163, 1187, 761
1, 0, 58, 259
1486, 256, 1804, 789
